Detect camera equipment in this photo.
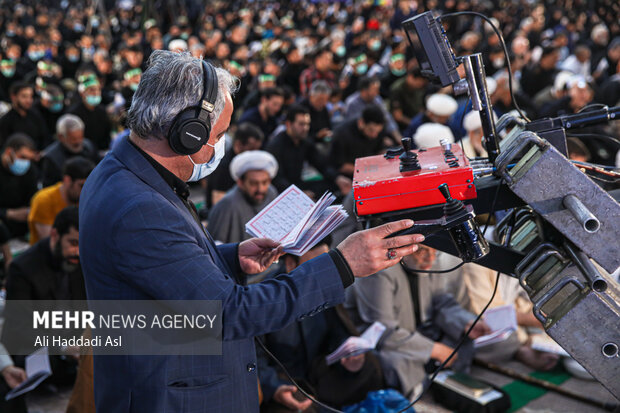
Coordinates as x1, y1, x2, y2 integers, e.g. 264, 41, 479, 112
353, 10, 620, 398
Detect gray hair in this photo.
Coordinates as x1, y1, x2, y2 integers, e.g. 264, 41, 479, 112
310, 80, 332, 96
127, 50, 238, 140
56, 114, 84, 137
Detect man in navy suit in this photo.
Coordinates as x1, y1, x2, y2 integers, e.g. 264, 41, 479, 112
79, 50, 424, 412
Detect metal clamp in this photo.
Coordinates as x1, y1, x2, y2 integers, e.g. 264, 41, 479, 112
495, 131, 548, 183
516, 243, 567, 294
532, 277, 586, 325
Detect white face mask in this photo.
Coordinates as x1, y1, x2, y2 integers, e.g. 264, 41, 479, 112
187, 135, 226, 182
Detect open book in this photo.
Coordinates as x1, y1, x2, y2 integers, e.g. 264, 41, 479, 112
474, 304, 518, 348
245, 185, 348, 256
325, 321, 386, 365
5, 347, 52, 400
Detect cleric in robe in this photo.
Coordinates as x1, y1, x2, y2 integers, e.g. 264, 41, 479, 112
207, 150, 279, 244
79, 50, 424, 412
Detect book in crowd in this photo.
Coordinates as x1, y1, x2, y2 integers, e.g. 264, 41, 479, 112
473, 304, 518, 348
246, 185, 348, 256
5, 347, 52, 400
433, 370, 504, 404
325, 321, 386, 365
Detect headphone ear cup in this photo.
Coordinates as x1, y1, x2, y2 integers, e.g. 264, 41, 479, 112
168, 110, 210, 155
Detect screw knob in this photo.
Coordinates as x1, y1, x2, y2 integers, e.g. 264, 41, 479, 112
438, 183, 452, 201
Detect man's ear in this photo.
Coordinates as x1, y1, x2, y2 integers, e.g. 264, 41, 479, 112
50, 227, 59, 246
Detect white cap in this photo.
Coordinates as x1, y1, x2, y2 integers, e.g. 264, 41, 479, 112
463, 111, 482, 132
426, 94, 458, 116
230, 150, 279, 181
413, 123, 455, 149
463, 110, 498, 132
168, 39, 188, 52
485, 77, 497, 96
553, 71, 574, 93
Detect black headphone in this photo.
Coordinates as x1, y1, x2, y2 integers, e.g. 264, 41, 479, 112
167, 60, 219, 155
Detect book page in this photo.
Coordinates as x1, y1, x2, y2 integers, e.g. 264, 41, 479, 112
325, 321, 386, 365
5, 347, 52, 400
245, 185, 314, 242
474, 305, 517, 347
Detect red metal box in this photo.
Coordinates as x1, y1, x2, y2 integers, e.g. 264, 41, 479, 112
353, 144, 477, 216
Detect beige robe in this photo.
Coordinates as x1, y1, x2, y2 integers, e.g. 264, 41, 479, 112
344, 253, 473, 398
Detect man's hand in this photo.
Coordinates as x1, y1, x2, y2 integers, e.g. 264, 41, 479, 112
273, 385, 313, 411
336, 219, 424, 278
6, 207, 30, 222
238, 238, 284, 274
340, 353, 365, 372
335, 175, 352, 195
316, 128, 332, 140
430, 342, 457, 367
465, 320, 492, 339
1, 365, 27, 389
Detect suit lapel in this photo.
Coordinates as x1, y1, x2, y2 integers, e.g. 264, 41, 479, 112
110, 135, 233, 274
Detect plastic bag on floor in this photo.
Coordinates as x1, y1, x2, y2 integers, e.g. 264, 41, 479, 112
343, 389, 415, 413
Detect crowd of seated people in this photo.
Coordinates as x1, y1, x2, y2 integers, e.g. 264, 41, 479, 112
0, 0, 618, 411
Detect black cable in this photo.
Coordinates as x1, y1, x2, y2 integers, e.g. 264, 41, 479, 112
397, 175, 507, 412
255, 336, 344, 413
577, 103, 608, 113
440, 11, 531, 123
397, 269, 502, 412
401, 259, 465, 274
567, 133, 620, 146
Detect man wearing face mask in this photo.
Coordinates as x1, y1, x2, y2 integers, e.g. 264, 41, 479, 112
40, 115, 99, 187
79, 51, 425, 412
0, 58, 19, 102
67, 75, 112, 151
35, 84, 65, 138
1, 206, 85, 408
0, 134, 38, 271
120, 67, 142, 113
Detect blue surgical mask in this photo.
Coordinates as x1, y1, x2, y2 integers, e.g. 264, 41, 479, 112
336, 45, 346, 57
370, 40, 381, 51
391, 67, 407, 77
50, 102, 63, 113
1, 68, 15, 78
187, 135, 226, 182
85, 94, 102, 106
355, 63, 368, 75
67, 54, 80, 63
28, 51, 40, 61
10, 158, 31, 176
129, 83, 139, 91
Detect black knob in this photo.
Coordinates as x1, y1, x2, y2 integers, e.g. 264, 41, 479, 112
402, 137, 412, 152
438, 183, 452, 201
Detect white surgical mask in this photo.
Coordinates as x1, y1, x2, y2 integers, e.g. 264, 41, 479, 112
187, 135, 226, 182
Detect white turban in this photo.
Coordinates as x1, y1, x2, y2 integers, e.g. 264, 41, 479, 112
413, 123, 455, 149
463, 110, 482, 132
168, 39, 188, 52
426, 93, 458, 116
463, 110, 498, 132
229, 150, 279, 181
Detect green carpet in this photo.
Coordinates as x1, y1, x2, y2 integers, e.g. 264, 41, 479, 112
502, 365, 571, 412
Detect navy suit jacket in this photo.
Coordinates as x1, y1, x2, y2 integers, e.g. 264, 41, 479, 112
79, 135, 346, 412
